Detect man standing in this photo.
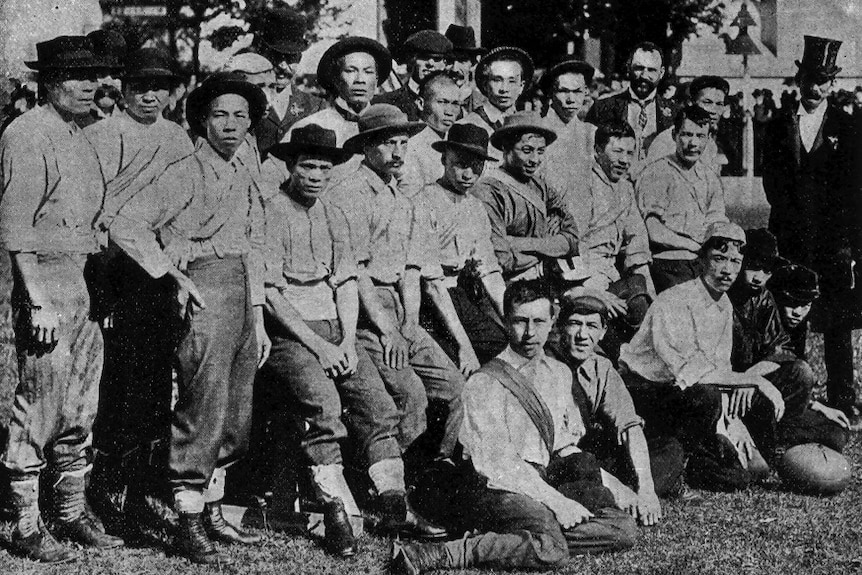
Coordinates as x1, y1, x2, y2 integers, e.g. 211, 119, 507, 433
585, 42, 678, 164
110, 72, 271, 564
471, 112, 578, 283
84, 47, 193, 535
0, 35, 123, 563
444, 24, 485, 113
636, 106, 728, 293
391, 281, 637, 574
248, 6, 326, 155
762, 35, 859, 420
373, 30, 452, 121
405, 71, 462, 187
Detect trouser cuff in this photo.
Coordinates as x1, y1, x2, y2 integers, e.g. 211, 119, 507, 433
174, 488, 205, 514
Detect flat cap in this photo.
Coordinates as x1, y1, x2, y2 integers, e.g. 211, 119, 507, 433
704, 221, 746, 246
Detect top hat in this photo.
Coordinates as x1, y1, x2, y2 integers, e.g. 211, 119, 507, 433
402, 30, 452, 57
795, 35, 842, 81
254, 7, 309, 55
267, 123, 351, 164
316, 37, 392, 95
431, 123, 496, 161
186, 71, 268, 138
25, 35, 104, 71
769, 263, 820, 305
123, 48, 183, 81
743, 228, 778, 269
445, 24, 485, 57
87, 30, 126, 70
475, 46, 535, 97
540, 59, 595, 95
342, 104, 425, 153
490, 111, 557, 150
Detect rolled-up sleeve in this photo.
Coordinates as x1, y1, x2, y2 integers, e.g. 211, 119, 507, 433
620, 187, 651, 269
408, 198, 443, 279
246, 181, 267, 306
327, 203, 359, 288
473, 179, 523, 274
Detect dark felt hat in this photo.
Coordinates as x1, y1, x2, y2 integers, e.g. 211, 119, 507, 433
431, 123, 496, 161
559, 294, 609, 322
795, 35, 842, 81
540, 59, 595, 95
689, 75, 731, 97
342, 104, 425, 153
267, 123, 351, 164
402, 30, 452, 56
476, 46, 534, 97
123, 48, 183, 81
743, 228, 779, 269
490, 111, 557, 150
25, 35, 104, 71
769, 264, 820, 305
87, 30, 126, 70
186, 71, 268, 138
445, 24, 485, 57
316, 37, 392, 95
254, 7, 309, 55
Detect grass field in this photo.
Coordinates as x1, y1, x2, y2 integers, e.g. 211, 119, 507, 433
0, 199, 860, 574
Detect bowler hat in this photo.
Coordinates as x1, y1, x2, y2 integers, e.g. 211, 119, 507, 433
445, 24, 485, 57
267, 124, 352, 164
87, 30, 126, 70
475, 46, 534, 97
402, 30, 452, 57
123, 48, 183, 81
431, 123, 496, 161
186, 71, 268, 138
316, 37, 392, 95
490, 111, 557, 150
25, 35, 103, 71
254, 7, 309, 55
770, 264, 820, 305
795, 35, 842, 81
743, 228, 778, 269
540, 59, 595, 95
342, 104, 425, 153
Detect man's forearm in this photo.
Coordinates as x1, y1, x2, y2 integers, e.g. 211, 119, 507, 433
481, 271, 507, 318
645, 218, 701, 253
12, 252, 51, 307
509, 234, 574, 258
357, 272, 399, 337
265, 286, 329, 354
399, 267, 422, 328
334, 280, 360, 345
623, 427, 657, 495
424, 278, 474, 352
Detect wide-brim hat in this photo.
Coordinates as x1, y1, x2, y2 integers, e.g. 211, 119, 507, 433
475, 46, 534, 97
795, 35, 842, 81
25, 35, 105, 71
254, 7, 309, 55
540, 59, 595, 94
445, 24, 485, 57
267, 123, 352, 164
317, 37, 392, 95
123, 47, 184, 81
342, 103, 424, 153
430, 122, 496, 161
490, 111, 557, 150
87, 30, 127, 70
186, 71, 268, 138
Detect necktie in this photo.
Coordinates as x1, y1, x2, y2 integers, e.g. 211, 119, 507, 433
638, 103, 648, 133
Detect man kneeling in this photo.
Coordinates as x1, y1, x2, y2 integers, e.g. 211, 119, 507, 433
392, 280, 636, 574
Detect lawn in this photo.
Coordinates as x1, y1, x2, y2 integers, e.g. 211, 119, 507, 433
0, 196, 860, 574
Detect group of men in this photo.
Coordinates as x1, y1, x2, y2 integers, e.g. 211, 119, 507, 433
0, 5, 858, 573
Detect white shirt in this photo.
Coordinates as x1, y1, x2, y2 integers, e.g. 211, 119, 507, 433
626, 88, 658, 160
797, 101, 828, 152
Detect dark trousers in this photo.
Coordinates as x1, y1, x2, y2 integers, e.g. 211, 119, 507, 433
824, 328, 856, 413
170, 256, 257, 491
263, 319, 401, 468
650, 258, 701, 294
3, 254, 103, 477
601, 275, 651, 363
420, 283, 507, 366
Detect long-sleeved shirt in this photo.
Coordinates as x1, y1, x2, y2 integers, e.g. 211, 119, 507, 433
404, 125, 444, 187
559, 162, 650, 287
0, 104, 105, 254
414, 179, 501, 285
460, 346, 584, 507
619, 277, 733, 390
635, 154, 728, 260
264, 192, 356, 321
456, 102, 513, 162
110, 137, 267, 305
83, 110, 194, 228
728, 283, 798, 371
541, 108, 595, 207
327, 161, 443, 285
471, 165, 579, 280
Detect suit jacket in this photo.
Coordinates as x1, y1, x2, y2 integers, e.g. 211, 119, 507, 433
372, 86, 421, 121
255, 89, 327, 157
584, 91, 679, 141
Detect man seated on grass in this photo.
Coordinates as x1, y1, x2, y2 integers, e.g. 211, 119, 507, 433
392, 280, 636, 575
728, 229, 849, 461
550, 294, 687, 526
618, 222, 786, 492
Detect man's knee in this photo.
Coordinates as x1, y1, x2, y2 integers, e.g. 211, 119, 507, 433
564, 507, 637, 554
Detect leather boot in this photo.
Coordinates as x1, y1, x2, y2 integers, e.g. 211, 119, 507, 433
123, 442, 179, 532
7, 478, 78, 563
87, 451, 126, 535
203, 501, 262, 545
372, 490, 448, 541
52, 471, 125, 549
322, 498, 356, 558
391, 540, 453, 575
174, 512, 229, 565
